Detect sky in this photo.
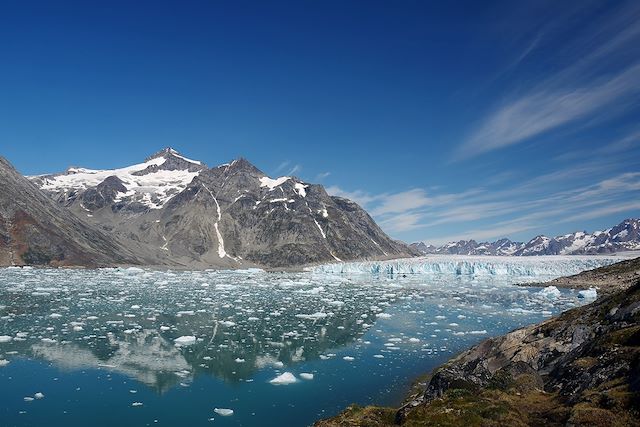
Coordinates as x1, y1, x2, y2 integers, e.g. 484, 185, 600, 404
1, 0, 639, 245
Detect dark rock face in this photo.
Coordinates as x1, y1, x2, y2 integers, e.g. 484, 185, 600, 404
411, 219, 640, 256
26, 149, 416, 268
0, 157, 140, 267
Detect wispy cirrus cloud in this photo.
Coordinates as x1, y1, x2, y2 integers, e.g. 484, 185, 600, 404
455, 2, 640, 160
456, 63, 640, 160
328, 166, 640, 244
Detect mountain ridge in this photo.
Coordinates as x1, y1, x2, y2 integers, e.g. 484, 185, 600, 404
411, 218, 640, 256
20, 148, 416, 268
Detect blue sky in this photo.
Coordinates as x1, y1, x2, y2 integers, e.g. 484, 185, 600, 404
1, 0, 639, 244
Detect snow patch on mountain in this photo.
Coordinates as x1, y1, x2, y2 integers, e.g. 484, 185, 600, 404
31, 151, 201, 210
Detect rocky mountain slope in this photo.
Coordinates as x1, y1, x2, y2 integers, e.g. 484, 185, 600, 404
316, 257, 640, 426
27, 148, 415, 268
412, 219, 640, 256
0, 157, 141, 267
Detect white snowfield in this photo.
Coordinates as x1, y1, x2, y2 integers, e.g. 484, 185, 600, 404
310, 254, 635, 278
31, 155, 200, 210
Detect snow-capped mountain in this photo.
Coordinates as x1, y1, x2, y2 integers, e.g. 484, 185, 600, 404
411, 219, 640, 256
0, 156, 141, 267
25, 148, 415, 268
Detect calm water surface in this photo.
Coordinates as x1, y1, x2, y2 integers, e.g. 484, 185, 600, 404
0, 267, 591, 426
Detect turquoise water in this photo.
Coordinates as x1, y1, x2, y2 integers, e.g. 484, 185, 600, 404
0, 267, 590, 426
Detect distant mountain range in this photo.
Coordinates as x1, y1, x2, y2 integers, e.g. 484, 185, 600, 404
411, 218, 640, 256
0, 148, 415, 268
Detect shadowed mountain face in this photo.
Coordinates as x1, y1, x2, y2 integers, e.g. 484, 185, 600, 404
24, 148, 415, 268
412, 218, 640, 256
0, 157, 140, 267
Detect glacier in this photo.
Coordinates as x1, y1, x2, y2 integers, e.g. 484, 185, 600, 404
309, 254, 633, 279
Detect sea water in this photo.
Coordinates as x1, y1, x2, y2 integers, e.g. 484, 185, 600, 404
0, 258, 617, 426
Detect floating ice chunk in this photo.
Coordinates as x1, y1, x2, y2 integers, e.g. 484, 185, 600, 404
295, 312, 328, 320
435, 315, 446, 320
300, 372, 314, 380
0, 335, 12, 343
177, 310, 195, 316
130, 305, 140, 309
214, 408, 234, 416
24, 397, 34, 402
343, 356, 355, 361
49, 313, 62, 318
269, 372, 297, 385
174, 336, 197, 346
538, 286, 561, 299
376, 313, 392, 319
408, 337, 420, 343
131, 402, 143, 407
578, 288, 597, 299
469, 330, 488, 335
160, 326, 171, 331
0, 359, 9, 367
34, 392, 45, 399
234, 358, 245, 363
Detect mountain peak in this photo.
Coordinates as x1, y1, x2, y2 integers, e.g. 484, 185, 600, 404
145, 147, 203, 166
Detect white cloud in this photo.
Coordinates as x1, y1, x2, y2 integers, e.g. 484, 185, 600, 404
457, 63, 640, 159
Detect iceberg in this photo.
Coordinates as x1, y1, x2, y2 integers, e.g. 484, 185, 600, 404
214, 408, 234, 416
578, 288, 598, 299
174, 336, 197, 346
269, 372, 297, 385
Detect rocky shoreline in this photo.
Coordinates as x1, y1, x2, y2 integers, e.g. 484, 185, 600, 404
315, 257, 640, 426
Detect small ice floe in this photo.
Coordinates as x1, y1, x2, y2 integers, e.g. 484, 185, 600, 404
174, 336, 197, 346
578, 288, 597, 299
160, 326, 171, 331
130, 305, 140, 309
376, 313, 392, 319
295, 312, 328, 320
131, 402, 143, 407
234, 358, 245, 363
408, 337, 420, 343
342, 356, 355, 361
49, 313, 62, 319
214, 408, 234, 416
469, 330, 488, 335
299, 373, 314, 380
538, 286, 561, 299
34, 392, 45, 399
373, 354, 384, 358
0, 335, 12, 343
0, 359, 10, 367
24, 397, 34, 402
269, 372, 297, 385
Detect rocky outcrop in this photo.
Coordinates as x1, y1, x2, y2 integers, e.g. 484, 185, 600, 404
520, 256, 640, 295
316, 258, 640, 426
0, 157, 141, 267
